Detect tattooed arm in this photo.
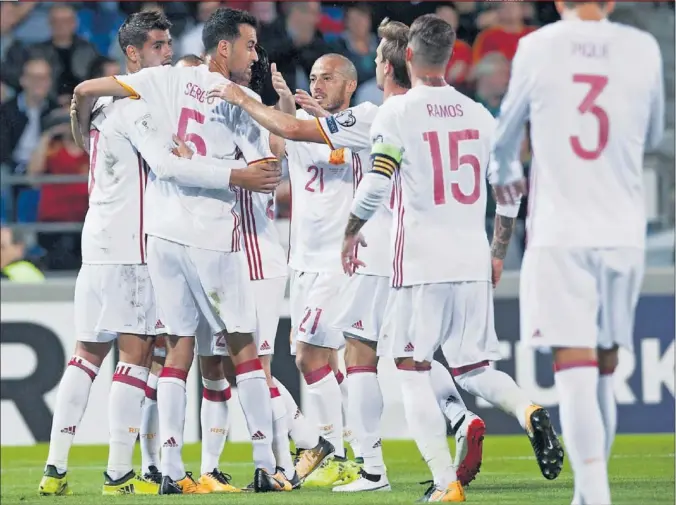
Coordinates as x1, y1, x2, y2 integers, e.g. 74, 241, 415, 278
345, 214, 367, 238
490, 214, 516, 260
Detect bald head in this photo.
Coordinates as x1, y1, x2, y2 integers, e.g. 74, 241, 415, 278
309, 53, 358, 113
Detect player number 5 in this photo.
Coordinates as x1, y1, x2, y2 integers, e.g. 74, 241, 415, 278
570, 74, 609, 160
177, 107, 207, 156
423, 129, 481, 205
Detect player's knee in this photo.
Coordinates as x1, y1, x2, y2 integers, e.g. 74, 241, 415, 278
344, 337, 377, 368
224, 331, 256, 357
597, 346, 619, 375
295, 344, 328, 376
199, 355, 224, 380
118, 333, 154, 366
75, 340, 111, 368
164, 335, 194, 370
552, 346, 597, 371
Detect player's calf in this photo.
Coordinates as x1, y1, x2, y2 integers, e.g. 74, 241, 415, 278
597, 346, 619, 459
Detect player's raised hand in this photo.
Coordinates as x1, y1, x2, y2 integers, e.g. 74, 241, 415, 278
341, 233, 367, 276
171, 135, 194, 159
208, 81, 246, 105
294, 89, 330, 118
232, 160, 282, 194
271, 63, 292, 99
492, 178, 528, 206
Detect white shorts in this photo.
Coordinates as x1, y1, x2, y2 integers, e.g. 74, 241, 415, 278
146, 236, 256, 338
153, 307, 218, 356
74, 264, 156, 342
289, 269, 346, 354
378, 282, 502, 367
520, 247, 645, 352
212, 276, 287, 357
333, 274, 390, 342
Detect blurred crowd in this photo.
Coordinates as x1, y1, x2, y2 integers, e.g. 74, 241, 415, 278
0, 1, 669, 272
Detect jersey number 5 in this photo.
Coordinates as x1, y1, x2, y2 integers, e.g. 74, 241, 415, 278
570, 74, 609, 160
177, 107, 207, 156
423, 129, 481, 205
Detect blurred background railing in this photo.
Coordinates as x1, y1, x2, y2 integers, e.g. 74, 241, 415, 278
1, 1, 673, 276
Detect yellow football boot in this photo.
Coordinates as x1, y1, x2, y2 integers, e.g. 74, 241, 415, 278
38, 466, 72, 496
102, 470, 159, 495
198, 469, 241, 493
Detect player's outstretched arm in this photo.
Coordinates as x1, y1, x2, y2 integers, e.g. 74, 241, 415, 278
208, 81, 325, 144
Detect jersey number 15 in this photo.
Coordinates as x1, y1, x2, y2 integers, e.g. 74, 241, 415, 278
423, 129, 481, 206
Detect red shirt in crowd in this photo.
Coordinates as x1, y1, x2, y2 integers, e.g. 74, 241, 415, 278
38, 141, 89, 222
446, 39, 473, 84
472, 25, 536, 63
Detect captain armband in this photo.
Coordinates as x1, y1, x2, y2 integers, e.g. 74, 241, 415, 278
370, 143, 402, 179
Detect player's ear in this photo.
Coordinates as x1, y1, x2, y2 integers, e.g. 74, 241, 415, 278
405, 47, 413, 64
604, 1, 615, 15
554, 1, 565, 16
217, 39, 231, 61
125, 45, 139, 64
346, 79, 357, 94
384, 60, 393, 79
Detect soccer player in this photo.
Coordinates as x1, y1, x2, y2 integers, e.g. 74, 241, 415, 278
208, 19, 488, 491
490, 2, 665, 503
341, 14, 564, 502
72, 7, 290, 494
38, 11, 174, 497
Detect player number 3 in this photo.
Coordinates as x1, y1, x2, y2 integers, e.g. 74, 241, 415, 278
570, 74, 609, 161
423, 129, 481, 205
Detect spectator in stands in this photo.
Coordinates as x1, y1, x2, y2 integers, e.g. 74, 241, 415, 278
0, 80, 11, 105
332, 3, 377, 86
26, 110, 88, 271
436, 3, 472, 88
0, 227, 45, 282
0, 57, 58, 175
87, 55, 121, 79
472, 2, 535, 63
178, 1, 221, 58
249, 1, 278, 25
21, 5, 100, 106
471, 52, 510, 116
260, 2, 330, 105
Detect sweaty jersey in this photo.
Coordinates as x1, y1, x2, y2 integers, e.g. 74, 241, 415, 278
369, 86, 497, 287
492, 19, 665, 249
113, 65, 275, 252
317, 102, 393, 277
82, 97, 148, 264
240, 188, 287, 280
287, 109, 366, 274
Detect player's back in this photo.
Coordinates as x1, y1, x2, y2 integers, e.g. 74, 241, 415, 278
82, 98, 149, 264
519, 20, 663, 248
386, 86, 495, 286
113, 65, 273, 251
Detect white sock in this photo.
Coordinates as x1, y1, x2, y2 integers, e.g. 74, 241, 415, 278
337, 370, 361, 460
200, 378, 231, 475
430, 361, 468, 429
346, 366, 385, 475
236, 359, 276, 473
304, 365, 344, 458
399, 367, 456, 487
107, 363, 149, 480
454, 364, 532, 429
270, 387, 295, 478
140, 372, 160, 474
598, 372, 617, 460
157, 367, 188, 480
556, 365, 611, 505
46, 356, 100, 474
274, 378, 319, 450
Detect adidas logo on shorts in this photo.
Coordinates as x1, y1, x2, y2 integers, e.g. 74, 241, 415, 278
352, 320, 364, 330
259, 340, 271, 351
163, 437, 178, 448
404, 342, 415, 352
251, 430, 266, 441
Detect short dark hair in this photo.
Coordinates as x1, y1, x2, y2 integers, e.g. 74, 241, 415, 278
377, 18, 410, 89
88, 56, 118, 79
408, 14, 456, 67
118, 11, 172, 54
202, 7, 258, 54
176, 54, 204, 66
249, 43, 269, 96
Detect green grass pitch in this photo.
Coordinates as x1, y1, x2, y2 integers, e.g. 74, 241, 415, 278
1, 434, 673, 504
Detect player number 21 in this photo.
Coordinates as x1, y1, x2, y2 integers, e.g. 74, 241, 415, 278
570, 74, 609, 161
423, 129, 481, 206
177, 107, 207, 156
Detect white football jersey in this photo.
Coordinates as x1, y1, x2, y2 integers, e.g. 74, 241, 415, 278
492, 19, 664, 249
82, 97, 149, 264
287, 109, 366, 274
317, 102, 394, 277
113, 65, 275, 252
370, 86, 497, 287
239, 188, 287, 280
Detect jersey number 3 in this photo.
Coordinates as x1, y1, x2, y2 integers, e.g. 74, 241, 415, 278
423, 129, 481, 206
177, 107, 207, 156
570, 74, 609, 160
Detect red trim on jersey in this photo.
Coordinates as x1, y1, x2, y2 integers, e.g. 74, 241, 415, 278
240, 190, 264, 280
352, 152, 363, 262
136, 153, 146, 264
230, 188, 241, 252
88, 129, 100, 196
392, 171, 405, 287
525, 160, 538, 248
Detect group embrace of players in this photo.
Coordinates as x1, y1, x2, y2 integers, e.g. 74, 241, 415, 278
37, 1, 663, 503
